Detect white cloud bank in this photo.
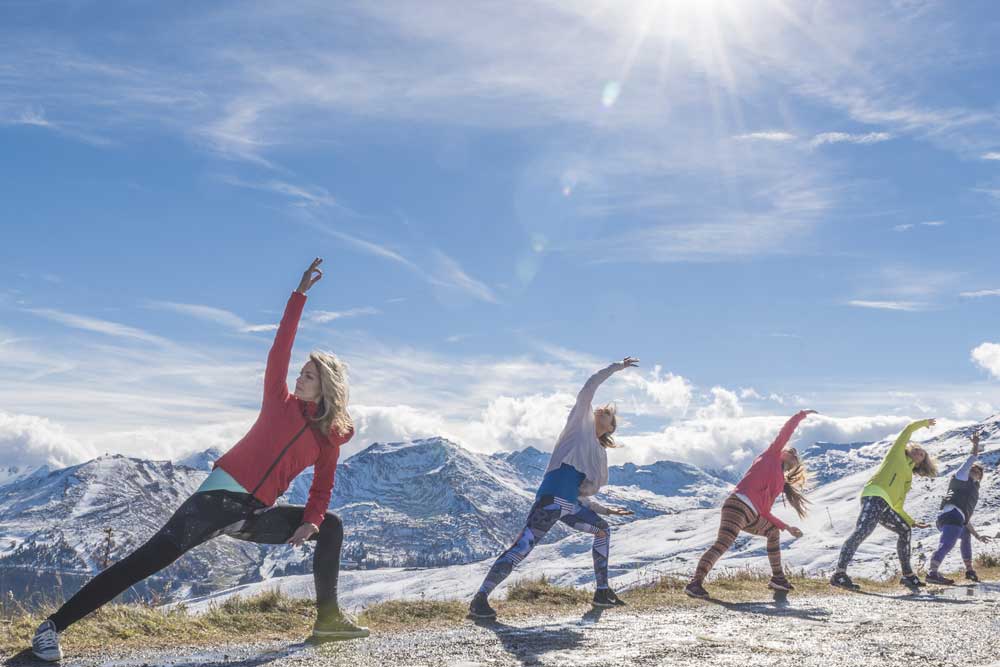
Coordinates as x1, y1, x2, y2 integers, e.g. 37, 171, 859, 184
0, 411, 98, 472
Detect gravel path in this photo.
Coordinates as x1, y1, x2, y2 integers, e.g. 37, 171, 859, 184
5, 584, 1000, 667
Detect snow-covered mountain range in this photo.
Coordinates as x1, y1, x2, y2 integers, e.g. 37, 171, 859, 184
2, 417, 998, 613
0, 435, 729, 608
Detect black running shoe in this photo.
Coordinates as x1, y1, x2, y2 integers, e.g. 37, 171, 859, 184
966, 569, 980, 582
468, 592, 497, 619
829, 572, 859, 590
900, 574, 926, 588
925, 572, 955, 585
310, 611, 369, 643
684, 581, 710, 599
768, 575, 793, 592
592, 588, 626, 608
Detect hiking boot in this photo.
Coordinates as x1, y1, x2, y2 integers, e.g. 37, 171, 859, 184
592, 588, 626, 608
966, 569, 980, 583
768, 575, 794, 592
310, 610, 369, 642
925, 571, 955, 585
468, 592, 497, 619
900, 574, 926, 588
684, 580, 710, 599
829, 572, 859, 590
32, 619, 63, 662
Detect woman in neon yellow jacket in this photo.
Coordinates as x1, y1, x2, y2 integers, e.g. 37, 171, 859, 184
830, 419, 939, 590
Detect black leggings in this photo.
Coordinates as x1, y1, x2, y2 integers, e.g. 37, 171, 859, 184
49, 491, 344, 631
836, 495, 912, 575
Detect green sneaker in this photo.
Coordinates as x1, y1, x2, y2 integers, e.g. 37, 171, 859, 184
310, 611, 370, 642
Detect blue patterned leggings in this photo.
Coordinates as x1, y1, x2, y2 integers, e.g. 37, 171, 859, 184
478, 495, 610, 596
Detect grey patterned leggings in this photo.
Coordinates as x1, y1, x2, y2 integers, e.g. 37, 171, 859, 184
478, 495, 610, 596
836, 495, 913, 575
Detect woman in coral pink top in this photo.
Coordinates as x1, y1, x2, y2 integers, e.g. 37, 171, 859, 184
684, 410, 815, 600
32, 259, 363, 664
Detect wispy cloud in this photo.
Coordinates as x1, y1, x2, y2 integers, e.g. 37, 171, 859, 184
428, 251, 499, 304
220, 175, 343, 211
810, 131, 893, 147
581, 177, 833, 264
981, 152, 1000, 161
893, 220, 946, 231
849, 267, 962, 311
26, 308, 173, 346
307, 307, 380, 324
960, 289, 1000, 298
147, 301, 277, 333
219, 175, 497, 303
846, 300, 926, 312
2, 106, 113, 147
5, 108, 51, 128
734, 131, 797, 142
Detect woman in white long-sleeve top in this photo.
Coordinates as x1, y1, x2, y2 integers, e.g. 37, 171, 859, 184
468, 358, 638, 619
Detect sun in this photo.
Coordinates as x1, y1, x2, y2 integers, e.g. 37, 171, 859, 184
580, 0, 798, 84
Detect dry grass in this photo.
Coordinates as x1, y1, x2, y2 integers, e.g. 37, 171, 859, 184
0, 591, 316, 656
4, 566, 998, 657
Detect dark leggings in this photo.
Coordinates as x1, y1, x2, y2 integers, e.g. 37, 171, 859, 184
836, 496, 912, 575
49, 491, 344, 631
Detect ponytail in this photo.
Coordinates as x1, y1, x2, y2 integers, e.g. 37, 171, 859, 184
597, 404, 619, 449
782, 462, 810, 519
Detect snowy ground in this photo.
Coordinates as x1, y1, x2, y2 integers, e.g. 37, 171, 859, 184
13, 584, 1000, 667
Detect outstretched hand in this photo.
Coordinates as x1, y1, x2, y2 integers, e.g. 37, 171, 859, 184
620, 356, 639, 368
606, 507, 634, 516
787, 526, 803, 538
799, 409, 818, 417
287, 523, 319, 547
971, 429, 981, 456
913, 521, 930, 529
924, 418, 937, 429
296, 257, 324, 294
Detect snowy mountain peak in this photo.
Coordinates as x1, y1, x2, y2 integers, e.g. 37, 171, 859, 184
493, 446, 549, 482
176, 446, 227, 471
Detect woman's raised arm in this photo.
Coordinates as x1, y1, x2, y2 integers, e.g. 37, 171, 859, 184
574, 357, 639, 409
263, 258, 324, 404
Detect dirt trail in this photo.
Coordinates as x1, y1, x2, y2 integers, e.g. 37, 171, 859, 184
6, 584, 1000, 667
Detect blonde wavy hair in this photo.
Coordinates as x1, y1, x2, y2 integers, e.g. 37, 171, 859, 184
596, 403, 618, 449
907, 445, 939, 478
308, 351, 353, 438
782, 457, 811, 519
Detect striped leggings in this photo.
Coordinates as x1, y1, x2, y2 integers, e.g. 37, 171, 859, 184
692, 495, 783, 583
478, 495, 610, 596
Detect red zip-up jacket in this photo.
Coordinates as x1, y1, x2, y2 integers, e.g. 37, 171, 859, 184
215, 291, 353, 527
732, 411, 810, 531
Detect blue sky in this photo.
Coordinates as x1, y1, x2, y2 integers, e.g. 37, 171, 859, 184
3, 0, 1000, 474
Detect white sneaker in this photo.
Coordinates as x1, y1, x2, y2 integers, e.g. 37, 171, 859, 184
32, 619, 63, 662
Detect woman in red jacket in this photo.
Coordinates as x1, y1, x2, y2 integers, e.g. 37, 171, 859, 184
684, 410, 815, 599
32, 259, 362, 663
